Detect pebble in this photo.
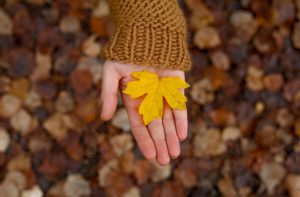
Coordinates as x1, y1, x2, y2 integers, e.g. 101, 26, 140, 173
194, 127, 227, 157
10, 109, 35, 136
98, 159, 119, 187
77, 57, 103, 83
0, 128, 10, 152
43, 113, 69, 140
10, 78, 30, 100
191, 78, 215, 105
230, 10, 258, 41
31, 51, 52, 81
286, 174, 300, 197
150, 161, 171, 182
0, 9, 13, 35
295, 119, 300, 137
263, 73, 284, 92
194, 26, 221, 49
112, 108, 130, 132
55, 91, 75, 113
246, 66, 264, 92
259, 162, 286, 194
92, 0, 110, 17
70, 69, 93, 94
59, 15, 81, 34
293, 22, 300, 49
110, 134, 133, 156
222, 126, 241, 141
210, 50, 230, 71
123, 186, 140, 197
276, 108, 295, 128
82, 35, 101, 57
0, 94, 22, 118
6, 171, 27, 191
21, 185, 43, 197
218, 178, 237, 197
0, 180, 19, 197
64, 174, 91, 197
24, 90, 42, 109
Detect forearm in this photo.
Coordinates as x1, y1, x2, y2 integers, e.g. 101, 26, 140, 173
101, 0, 191, 71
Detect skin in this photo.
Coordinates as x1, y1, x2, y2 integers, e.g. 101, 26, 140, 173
100, 61, 188, 165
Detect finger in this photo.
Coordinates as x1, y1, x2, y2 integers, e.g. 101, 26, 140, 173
148, 119, 170, 165
122, 94, 156, 160
100, 62, 121, 121
163, 105, 180, 159
173, 109, 188, 141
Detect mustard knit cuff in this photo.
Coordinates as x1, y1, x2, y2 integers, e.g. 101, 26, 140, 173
101, 0, 191, 71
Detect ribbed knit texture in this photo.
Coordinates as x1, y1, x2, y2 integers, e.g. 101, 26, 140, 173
101, 0, 191, 71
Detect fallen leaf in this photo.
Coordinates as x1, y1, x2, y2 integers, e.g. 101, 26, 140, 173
123, 71, 189, 125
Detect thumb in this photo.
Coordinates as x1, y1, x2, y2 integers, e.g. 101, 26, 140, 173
100, 61, 121, 121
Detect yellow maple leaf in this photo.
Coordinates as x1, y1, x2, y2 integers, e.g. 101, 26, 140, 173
123, 70, 190, 125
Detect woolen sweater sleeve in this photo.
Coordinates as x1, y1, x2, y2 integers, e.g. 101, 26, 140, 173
101, 0, 191, 71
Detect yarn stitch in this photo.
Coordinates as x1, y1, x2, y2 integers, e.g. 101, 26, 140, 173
101, 0, 191, 71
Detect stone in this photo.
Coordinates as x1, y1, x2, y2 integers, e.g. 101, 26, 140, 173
64, 174, 91, 197
110, 134, 133, 156
259, 162, 286, 194
230, 10, 258, 41
255, 101, 265, 115
92, 0, 110, 17
28, 133, 52, 153
31, 51, 52, 81
276, 108, 295, 128
191, 78, 215, 105
70, 69, 93, 94
295, 119, 300, 137
246, 66, 264, 92
112, 108, 130, 132
0, 9, 13, 35
59, 15, 81, 34
222, 126, 241, 141
98, 159, 119, 187
286, 174, 300, 197
194, 127, 227, 157
75, 99, 97, 124
82, 35, 101, 57
0, 128, 10, 152
0, 180, 19, 197
55, 91, 75, 113
211, 50, 230, 71
218, 178, 237, 197
6, 171, 27, 190
10, 109, 35, 136
133, 160, 151, 185
10, 78, 30, 100
77, 57, 103, 83
123, 186, 140, 197
0, 94, 22, 118
263, 73, 284, 92
194, 26, 221, 49
7, 154, 31, 172
43, 113, 70, 140
293, 22, 300, 49
24, 90, 42, 109
150, 161, 171, 182
188, 1, 214, 30
21, 185, 43, 197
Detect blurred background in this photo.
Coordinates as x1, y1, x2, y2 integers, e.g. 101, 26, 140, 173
0, 0, 300, 196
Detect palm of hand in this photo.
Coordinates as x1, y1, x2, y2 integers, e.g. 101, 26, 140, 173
100, 61, 188, 165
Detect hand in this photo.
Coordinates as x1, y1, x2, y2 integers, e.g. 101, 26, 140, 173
100, 61, 188, 165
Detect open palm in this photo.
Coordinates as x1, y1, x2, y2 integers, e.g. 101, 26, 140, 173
100, 61, 188, 165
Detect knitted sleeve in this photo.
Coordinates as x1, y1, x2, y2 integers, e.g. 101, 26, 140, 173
101, 0, 191, 71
